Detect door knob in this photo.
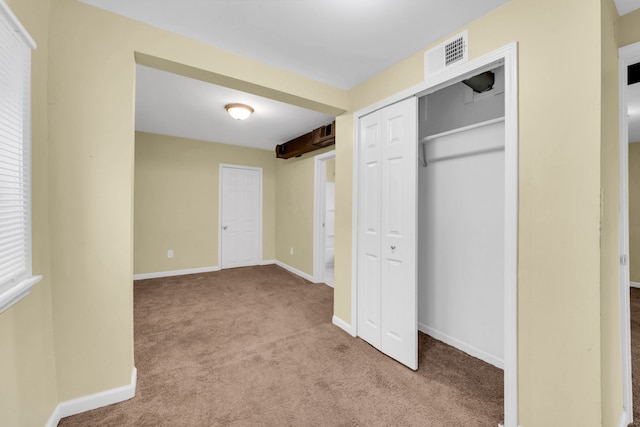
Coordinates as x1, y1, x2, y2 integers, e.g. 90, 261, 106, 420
223, 226, 228, 230
391, 245, 396, 250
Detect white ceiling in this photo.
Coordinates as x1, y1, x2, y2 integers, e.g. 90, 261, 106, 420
82, 0, 640, 150
615, 0, 640, 16
135, 65, 334, 150
82, 0, 512, 150
81, 0, 511, 90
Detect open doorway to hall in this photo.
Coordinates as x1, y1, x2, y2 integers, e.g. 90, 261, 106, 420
314, 150, 336, 288
131, 61, 334, 280
626, 58, 640, 424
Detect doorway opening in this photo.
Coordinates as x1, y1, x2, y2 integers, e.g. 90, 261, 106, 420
619, 41, 640, 427
314, 150, 336, 287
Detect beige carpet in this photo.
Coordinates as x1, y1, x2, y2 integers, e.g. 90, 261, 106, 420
632, 288, 640, 424
59, 264, 503, 426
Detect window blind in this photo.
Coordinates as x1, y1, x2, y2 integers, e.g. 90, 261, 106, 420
0, 0, 37, 307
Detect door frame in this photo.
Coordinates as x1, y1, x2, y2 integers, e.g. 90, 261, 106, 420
313, 150, 336, 285
618, 41, 640, 427
218, 163, 263, 269
351, 42, 519, 427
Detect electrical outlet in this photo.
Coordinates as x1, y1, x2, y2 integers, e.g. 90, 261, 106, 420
167, 249, 174, 258
290, 247, 294, 255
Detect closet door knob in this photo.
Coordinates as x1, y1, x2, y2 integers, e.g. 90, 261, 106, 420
223, 226, 228, 230
391, 245, 396, 250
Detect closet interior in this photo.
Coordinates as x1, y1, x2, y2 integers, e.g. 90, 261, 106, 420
417, 65, 506, 369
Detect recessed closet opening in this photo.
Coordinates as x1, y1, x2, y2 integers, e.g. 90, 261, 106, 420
417, 65, 506, 369
353, 43, 518, 426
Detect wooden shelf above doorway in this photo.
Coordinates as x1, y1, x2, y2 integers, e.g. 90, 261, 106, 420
275, 121, 335, 159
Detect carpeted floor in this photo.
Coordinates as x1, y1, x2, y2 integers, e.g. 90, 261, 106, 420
59, 264, 503, 426
632, 288, 640, 424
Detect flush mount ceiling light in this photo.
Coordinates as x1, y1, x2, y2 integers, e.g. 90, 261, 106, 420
225, 103, 254, 120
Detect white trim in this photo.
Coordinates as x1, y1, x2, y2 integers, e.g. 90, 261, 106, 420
133, 266, 219, 281
631, 281, 640, 289
46, 367, 137, 427
45, 405, 62, 427
350, 118, 359, 336
351, 42, 519, 427
274, 260, 316, 283
313, 150, 336, 284
332, 315, 356, 336
0, 0, 36, 48
619, 40, 640, 426
218, 164, 263, 270
502, 43, 520, 427
259, 259, 275, 266
618, 410, 630, 427
0, 275, 41, 314
418, 323, 504, 369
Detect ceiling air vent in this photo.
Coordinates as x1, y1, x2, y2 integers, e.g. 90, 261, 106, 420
424, 30, 468, 79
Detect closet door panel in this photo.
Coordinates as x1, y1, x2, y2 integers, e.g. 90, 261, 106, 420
380, 98, 418, 370
357, 113, 382, 348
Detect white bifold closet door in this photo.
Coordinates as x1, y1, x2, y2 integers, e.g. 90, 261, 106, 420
357, 97, 418, 370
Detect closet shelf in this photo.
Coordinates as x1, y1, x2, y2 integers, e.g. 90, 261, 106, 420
421, 116, 505, 143
419, 116, 505, 167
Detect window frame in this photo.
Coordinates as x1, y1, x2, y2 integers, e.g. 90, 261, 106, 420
0, 0, 41, 314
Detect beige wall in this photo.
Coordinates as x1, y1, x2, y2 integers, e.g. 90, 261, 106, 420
134, 132, 276, 274
630, 144, 640, 282
275, 147, 333, 275
46, 0, 346, 404
326, 158, 335, 183
1, 0, 59, 426
333, 114, 354, 322
619, 7, 640, 48
333, 0, 615, 425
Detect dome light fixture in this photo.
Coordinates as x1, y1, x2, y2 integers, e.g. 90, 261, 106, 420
225, 103, 254, 120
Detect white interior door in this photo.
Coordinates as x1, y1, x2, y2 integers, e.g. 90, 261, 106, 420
357, 97, 418, 369
357, 111, 383, 349
220, 165, 261, 269
324, 181, 335, 286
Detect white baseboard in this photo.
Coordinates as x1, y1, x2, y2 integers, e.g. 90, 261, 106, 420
418, 323, 504, 369
630, 281, 640, 289
259, 259, 275, 266
46, 405, 62, 427
46, 367, 137, 427
274, 260, 315, 282
618, 410, 631, 427
332, 315, 356, 336
133, 266, 220, 280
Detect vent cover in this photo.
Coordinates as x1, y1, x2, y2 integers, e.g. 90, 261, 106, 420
425, 30, 468, 79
